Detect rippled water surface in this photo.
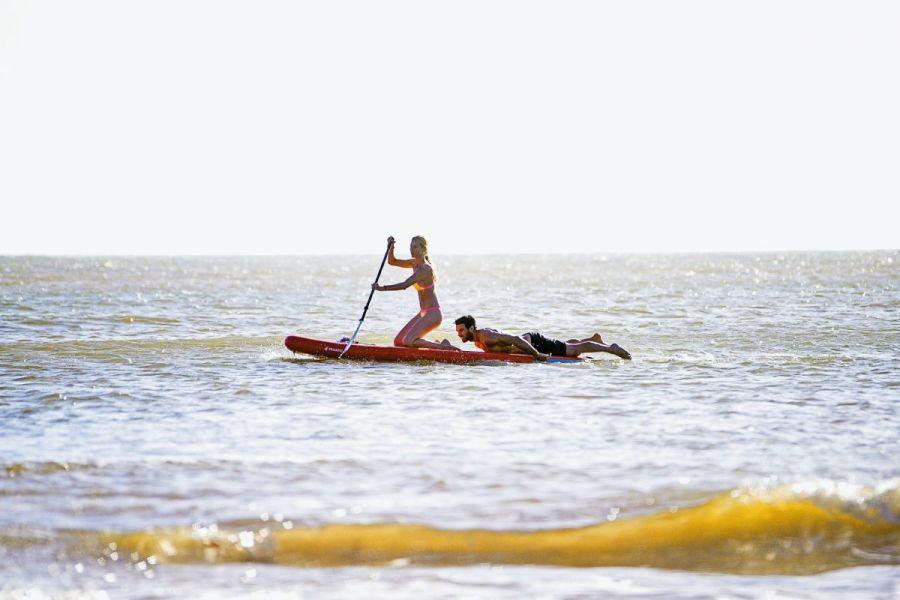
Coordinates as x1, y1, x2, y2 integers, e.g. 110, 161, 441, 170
1, 253, 898, 598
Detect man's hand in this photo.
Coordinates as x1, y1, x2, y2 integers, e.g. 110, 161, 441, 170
534, 353, 550, 362
439, 339, 461, 351
371, 283, 382, 291
387, 236, 395, 247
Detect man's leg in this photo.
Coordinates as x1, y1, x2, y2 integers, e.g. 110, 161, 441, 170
565, 333, 605, 344
565, 340, 631, 360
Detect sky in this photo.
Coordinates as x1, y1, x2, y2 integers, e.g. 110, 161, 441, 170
0, 0, 897, 255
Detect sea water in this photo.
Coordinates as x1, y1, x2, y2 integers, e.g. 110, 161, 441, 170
1, 252, 897, 598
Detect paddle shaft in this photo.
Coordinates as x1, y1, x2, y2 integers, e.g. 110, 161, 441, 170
340, 239, 392, 357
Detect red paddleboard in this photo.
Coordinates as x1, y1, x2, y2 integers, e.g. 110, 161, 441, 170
284, 336, 584, 364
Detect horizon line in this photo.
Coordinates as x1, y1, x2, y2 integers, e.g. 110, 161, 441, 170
2, 248, 897, 258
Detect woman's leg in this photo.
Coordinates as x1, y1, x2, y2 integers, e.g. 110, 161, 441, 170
394, 313, 424, 347
401, 311, 446, 349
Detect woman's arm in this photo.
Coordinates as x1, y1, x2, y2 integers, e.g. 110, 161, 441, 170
372, 273, 420, 292
387, 244, 416, 268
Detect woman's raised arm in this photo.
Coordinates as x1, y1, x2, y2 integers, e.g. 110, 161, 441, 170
387, 238, 417, 268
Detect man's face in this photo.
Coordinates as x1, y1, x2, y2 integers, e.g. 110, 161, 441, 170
455, 324, 474, 343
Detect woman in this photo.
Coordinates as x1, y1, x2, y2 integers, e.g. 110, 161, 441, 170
372, 236, 452, 349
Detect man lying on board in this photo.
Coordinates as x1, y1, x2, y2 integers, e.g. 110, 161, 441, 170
446, 315, 632, 361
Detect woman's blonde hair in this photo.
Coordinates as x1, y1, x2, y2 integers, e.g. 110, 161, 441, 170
411, 235, 432, 265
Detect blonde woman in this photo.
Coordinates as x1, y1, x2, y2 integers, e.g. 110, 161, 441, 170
372, 236, 452, 349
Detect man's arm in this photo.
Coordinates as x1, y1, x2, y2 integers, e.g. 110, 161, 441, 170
493, 332, 549, 361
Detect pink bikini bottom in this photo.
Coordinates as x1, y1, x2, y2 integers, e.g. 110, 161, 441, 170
418, 305, 442, 318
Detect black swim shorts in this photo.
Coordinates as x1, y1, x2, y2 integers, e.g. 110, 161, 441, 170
524, 332, 567, 356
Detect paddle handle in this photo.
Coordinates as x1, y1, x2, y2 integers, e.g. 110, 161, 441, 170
340, 238, 393, 357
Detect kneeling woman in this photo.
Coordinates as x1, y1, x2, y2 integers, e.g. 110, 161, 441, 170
371, 236, 450, 349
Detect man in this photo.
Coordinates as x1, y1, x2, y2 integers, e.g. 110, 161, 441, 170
452, 315, 632, 361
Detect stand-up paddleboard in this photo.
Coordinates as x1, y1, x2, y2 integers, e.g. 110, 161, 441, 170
284, 336, 584, 364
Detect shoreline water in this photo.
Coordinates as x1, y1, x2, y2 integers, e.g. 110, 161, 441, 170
2, 252, 897, 597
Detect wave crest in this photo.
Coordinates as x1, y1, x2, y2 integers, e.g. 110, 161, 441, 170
88, 480, 900, 575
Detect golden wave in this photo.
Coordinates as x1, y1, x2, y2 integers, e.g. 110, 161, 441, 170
99, 485, 899, 575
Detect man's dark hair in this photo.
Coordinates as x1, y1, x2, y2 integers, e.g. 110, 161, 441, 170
455, 315, 476, 328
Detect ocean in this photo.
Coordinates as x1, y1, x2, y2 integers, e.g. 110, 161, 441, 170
1, 252, 898, 598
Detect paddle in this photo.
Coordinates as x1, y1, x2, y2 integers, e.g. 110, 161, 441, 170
339, 236, 393, 357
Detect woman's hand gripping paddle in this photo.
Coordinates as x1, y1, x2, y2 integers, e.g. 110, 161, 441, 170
339, 237, 393, 358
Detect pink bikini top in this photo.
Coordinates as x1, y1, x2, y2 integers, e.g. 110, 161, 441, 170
413, 267, 436, 292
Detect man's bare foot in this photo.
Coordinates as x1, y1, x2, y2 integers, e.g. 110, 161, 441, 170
610, 343, 631, 360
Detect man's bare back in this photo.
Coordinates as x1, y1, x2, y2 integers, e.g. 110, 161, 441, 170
473, 328, 521, 352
